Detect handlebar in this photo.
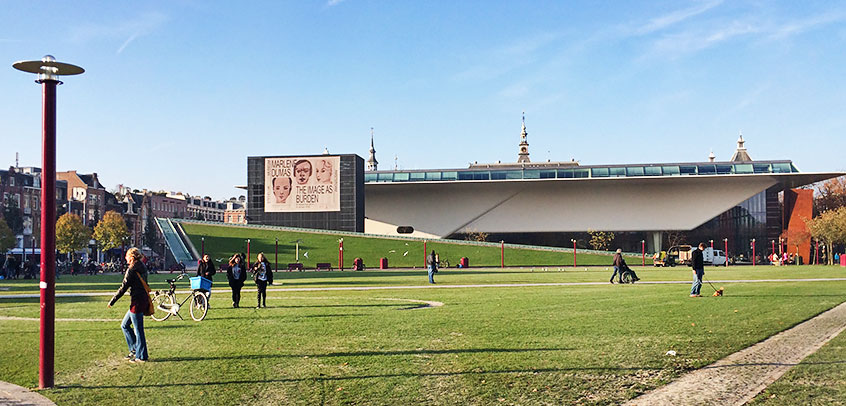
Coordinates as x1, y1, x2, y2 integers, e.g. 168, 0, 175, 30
165, 273, 190, 284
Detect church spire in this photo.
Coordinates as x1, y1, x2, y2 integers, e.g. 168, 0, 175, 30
730, 130, 752, 162
517, 111, 530, 163
367, 127, 379, 171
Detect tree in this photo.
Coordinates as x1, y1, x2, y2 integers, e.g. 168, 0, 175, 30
56, 213, 91, 254
463, 229, 489, 242
143, 216, 160, 249
0, 218, 15, 254
805, 207, 846, 265
93, 211, 130, 251
588, 229, 615, 251
815, 176, 846, 214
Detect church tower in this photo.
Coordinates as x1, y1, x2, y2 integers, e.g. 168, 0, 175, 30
730, 131, 752, 162
367, 127, 379, 171
517, 112, 530, 163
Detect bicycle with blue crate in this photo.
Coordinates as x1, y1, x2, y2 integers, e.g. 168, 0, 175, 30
150, 273, 210, 321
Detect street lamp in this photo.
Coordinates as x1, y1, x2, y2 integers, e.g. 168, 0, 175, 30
571, 239, 577, 268
641, 240, 645, 266
710, 239, 714, 250
723, 238, 729, 267
13, 55, 84, 390
200, 236, 205, 257
751, 238, 756, 266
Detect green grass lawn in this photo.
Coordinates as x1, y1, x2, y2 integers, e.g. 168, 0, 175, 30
179, 221, 632, 269
1, 265, 844, 405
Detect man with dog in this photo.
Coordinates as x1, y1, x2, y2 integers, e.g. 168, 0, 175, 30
690, 242, 706, 297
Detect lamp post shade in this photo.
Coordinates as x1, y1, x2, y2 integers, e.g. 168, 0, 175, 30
13, 55, 84, 82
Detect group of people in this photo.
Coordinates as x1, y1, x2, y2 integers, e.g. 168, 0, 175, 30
1, 255, 37, 280
107, 248, 278, 363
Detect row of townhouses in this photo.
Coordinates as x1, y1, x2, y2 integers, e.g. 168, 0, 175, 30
1, 165, 246, 253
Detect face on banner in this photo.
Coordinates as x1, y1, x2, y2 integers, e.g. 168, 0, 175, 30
265, 156, 340, 212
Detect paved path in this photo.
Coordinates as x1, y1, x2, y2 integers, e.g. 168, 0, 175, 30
2, 278, 845, 299
625, 301, 846, 406
0, 381, 56, 406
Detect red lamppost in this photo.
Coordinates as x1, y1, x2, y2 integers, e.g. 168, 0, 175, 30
724, 238, 729, 267
571, 239, 577, 268
710, 239, 714, 250
500, 240, 505, 268
246, 239, 251, 269
641, 240, 645, 266
771, 240, 775, 261
423, 240, 427, 268
201, 236, 205, 257
338, 238, 344, 270
13, 55, 84, 390
274, 237, 278, 271
751, 239, 756, 266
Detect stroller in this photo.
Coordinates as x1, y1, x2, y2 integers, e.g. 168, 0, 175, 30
620, 263, 640, 284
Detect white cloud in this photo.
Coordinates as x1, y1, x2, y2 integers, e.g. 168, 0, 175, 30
769, 11, 846, 39
634, 0, 724, 35
68, 12, 168, 54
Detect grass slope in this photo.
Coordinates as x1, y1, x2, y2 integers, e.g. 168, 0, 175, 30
179, 222, 633, 269
1, 266, 844, 405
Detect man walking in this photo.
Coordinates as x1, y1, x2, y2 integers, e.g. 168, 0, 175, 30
427, 250, 437, 284
690, 242, 706, 297
610, 249, 624, 284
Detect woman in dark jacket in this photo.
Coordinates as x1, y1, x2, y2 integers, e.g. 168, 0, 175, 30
108, 247, 150, 363
227, 253, 247, 308
197, 254, 216, 304
251, 253, 273, 308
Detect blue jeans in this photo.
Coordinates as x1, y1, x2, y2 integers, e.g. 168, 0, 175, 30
611, 266, 621, 282
427, 265, 435, 284
690, 272, 703, 295
121, 310, 148, 360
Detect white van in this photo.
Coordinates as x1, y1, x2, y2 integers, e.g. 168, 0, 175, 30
702, 247, 727, 266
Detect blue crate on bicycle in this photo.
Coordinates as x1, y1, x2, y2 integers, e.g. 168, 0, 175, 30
190, 276, 212, 291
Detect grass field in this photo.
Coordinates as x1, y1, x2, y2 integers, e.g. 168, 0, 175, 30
1, 265, 844, 405
179, 222, 632, 269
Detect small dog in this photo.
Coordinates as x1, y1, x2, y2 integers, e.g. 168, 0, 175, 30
712, 287, 724, 297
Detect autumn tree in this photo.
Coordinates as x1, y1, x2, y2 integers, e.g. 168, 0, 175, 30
0, 218, 16, 254
56, 213, 91, 254
815, 176, 846, 214
93, 211, 129, 251
805, 207, 846, 265
588, 229, 615, 251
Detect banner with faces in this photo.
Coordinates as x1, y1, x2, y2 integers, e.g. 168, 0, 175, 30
264, 156, 340, 212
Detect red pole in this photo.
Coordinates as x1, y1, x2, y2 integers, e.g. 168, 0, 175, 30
423, 241, 427, 268
572, 239, 576, 268
771, 240, 775, 261
500, 241, 504, 268
275, 238, 278, 271
724, 238, 729, 267
641, 240, 645, 266
710, 240, 713, 250
246, 239, 251, 269
338, 239, 344, 271
201, 236, 205, 257
39, 79, 57, 389
815, 240, 819, 265
752, 240, 756, 266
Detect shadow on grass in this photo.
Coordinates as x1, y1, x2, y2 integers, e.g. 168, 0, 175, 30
0, 296, 100, 304
148, 347, 573, 363
61, 363, 660, 390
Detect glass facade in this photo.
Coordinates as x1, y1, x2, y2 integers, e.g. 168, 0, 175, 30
364, 161, 799, 183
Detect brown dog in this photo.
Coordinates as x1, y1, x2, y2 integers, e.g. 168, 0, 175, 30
712, 287, 724, 297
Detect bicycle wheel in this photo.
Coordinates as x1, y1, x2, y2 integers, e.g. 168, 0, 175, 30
621, 272, 633, 284
190, 292, 208, 321
150, 293, 174, 321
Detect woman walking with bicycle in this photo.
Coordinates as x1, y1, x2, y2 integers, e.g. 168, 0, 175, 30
107, 247, 150, 363
251, 253, 273, 308
227, 253, 247, 308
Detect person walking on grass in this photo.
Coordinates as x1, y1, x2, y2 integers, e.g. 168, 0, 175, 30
610, 248, 624, 284
427, 250, 438, 284
690, 242, 706, 297
197, 254, 216, 306
227, 253, 247, 308
251, 253, 273, 308
107, 247, 150, 363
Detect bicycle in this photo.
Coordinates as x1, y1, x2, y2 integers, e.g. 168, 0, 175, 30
150, 273, 209, 322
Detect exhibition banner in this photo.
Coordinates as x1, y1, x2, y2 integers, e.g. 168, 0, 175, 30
264, 156, 341, 212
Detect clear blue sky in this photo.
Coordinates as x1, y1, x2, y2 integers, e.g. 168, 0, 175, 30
3, 1, 845, 200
